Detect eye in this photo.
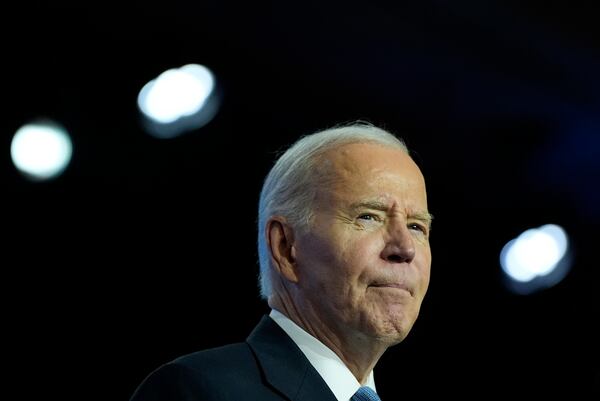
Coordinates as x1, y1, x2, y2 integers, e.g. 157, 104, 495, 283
357, 213, 379, 222
408, 223, 428, 234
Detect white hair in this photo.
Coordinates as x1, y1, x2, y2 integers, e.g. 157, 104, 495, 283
257, 122, 409, 299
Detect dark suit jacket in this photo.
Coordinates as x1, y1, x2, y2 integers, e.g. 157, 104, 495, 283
129, 315, 338, 401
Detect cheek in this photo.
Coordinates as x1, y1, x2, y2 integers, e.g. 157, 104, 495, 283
297, 233, 348, 286
416, 247, 432, 290
299, 229, 384, 289
339, 236, 384, 280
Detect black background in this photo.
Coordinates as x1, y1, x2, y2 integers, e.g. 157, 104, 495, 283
4, 1, 599, 399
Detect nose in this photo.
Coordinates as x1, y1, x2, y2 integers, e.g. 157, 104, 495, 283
381, 219, 416, 263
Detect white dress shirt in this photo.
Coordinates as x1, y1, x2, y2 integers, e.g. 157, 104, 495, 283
269, 309, 377, 401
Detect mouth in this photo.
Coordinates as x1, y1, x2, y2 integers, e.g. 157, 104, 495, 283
369, 282, 413, 296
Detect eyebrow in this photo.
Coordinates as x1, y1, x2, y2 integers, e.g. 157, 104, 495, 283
349, 200, 434, 227
410, 212, 434, 229
349, 200, 390, 212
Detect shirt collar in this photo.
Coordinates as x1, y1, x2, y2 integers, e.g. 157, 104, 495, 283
269, 309, 376, 401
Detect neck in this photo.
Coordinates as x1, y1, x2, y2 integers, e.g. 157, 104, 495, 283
269, 293, 387, 384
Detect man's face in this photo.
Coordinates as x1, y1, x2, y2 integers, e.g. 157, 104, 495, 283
294, 143, 432, 345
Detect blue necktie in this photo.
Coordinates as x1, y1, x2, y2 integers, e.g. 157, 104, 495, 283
351, 386, 382, 401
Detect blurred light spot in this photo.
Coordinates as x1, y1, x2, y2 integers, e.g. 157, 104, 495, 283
500, 224, 571, 294
137, 64, 220, 138
11, 121, 73, 181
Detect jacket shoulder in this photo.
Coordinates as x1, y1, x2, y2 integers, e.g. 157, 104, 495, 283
174, 342, 258, 376
129, 343, 275, 401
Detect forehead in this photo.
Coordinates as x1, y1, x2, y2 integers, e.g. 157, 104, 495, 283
317, 142, 428, 206
327, 142, 415, 170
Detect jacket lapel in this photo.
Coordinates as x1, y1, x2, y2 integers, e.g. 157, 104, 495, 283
247, 316, 338, 401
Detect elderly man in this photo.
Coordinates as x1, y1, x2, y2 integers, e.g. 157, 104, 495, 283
130, 122, 432, 401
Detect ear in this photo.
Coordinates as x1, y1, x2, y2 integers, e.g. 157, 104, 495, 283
266, 216, 299, 284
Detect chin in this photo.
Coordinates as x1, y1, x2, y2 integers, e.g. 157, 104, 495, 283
357, 304, 418, 342
384, 324, 411, 343
377, 312, 417, 343
369, 328, 408, 346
